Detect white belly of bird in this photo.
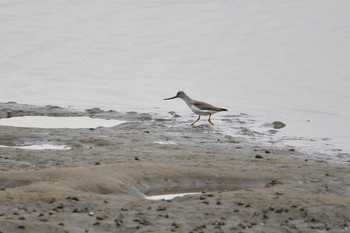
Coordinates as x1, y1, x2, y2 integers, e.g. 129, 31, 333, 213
190, 105, 212, 116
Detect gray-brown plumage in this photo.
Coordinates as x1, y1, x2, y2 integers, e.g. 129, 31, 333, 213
164, 91, 227, 125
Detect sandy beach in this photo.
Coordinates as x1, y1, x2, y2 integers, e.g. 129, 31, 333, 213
0, 103, 349, 233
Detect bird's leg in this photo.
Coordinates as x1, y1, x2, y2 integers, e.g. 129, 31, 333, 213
208, 113, 214, 125
191, 115, 201, 125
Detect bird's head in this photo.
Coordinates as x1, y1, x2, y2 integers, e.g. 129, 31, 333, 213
164, 91, 186, 100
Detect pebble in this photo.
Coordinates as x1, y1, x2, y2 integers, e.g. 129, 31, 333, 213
156, 206, 166, 211
272, 121, 286, 129
66, 196, 80, 201
255, 155, 263, 159
115, 218, 123, 227
88, 211, 94, 216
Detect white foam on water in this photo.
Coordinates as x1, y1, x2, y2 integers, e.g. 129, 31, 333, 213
0, 116, 126, 129
145, 193, 200, 201
0, 144, 71, 150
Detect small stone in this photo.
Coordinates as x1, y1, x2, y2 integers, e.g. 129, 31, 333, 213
95, 162, 100, 165
265, 150, 271, 154
272, 121, 286, 129
266, 180, 283, 187
18, 225, 25, 229
66, 196, 80, 201
275, 208, 284, 213
255, 155, 263, 159
58, 223, 64, 226
93, 222, 100, 226
88, 211, 94, 216
96, 216, 104, 221
134, 157, 140, 161
156, 206, 166, 211
115, 218, 123, 227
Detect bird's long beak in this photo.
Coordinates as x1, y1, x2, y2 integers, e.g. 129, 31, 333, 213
163, 95, 178, 100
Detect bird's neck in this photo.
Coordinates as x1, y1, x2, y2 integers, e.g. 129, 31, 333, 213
180, 94, 194, 106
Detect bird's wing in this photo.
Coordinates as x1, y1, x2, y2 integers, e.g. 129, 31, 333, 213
193, 101, 225, 111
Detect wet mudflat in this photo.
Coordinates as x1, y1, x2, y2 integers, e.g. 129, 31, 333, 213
0, 103, 349, 233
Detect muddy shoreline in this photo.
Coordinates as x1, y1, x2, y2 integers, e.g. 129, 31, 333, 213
0, 103, 349, 233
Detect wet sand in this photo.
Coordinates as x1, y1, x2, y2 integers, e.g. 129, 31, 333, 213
0, 103, 349, 233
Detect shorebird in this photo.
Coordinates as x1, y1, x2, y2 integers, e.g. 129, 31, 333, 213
164, 91, 228, 125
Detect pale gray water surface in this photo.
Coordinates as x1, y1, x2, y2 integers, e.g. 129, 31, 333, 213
1, 1, 349, 159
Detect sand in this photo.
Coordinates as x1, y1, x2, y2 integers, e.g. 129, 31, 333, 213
0, 103, 349, 233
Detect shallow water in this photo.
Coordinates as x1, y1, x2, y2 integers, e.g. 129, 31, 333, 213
0, 116, 126, 129
1, 1, 349, 158
145, 193, 200, 201
0, 144, 71, 150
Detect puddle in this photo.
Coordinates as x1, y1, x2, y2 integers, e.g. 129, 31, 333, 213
145, 192, 200, 200
0, 144, 71, 150
153, 141, 177, 145
0, 116, 126, 129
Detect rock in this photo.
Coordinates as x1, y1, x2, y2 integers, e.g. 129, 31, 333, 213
86, 108, 104, 114
266, 180, 283, 187
272, 121, 286, 129
255, 155, 263, 159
